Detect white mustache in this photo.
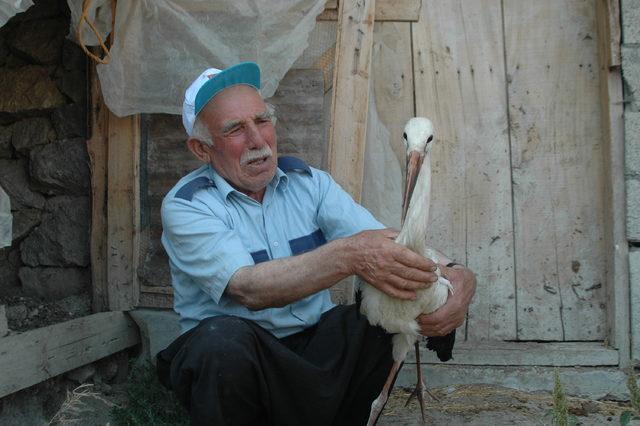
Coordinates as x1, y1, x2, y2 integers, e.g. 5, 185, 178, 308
240, 146, 273, 165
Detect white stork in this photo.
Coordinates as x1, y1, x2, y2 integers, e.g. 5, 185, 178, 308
360, 117, 454, 424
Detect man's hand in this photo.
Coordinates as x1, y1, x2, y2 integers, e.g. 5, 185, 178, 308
348, 229, 439, 300
416, 264, 476, 336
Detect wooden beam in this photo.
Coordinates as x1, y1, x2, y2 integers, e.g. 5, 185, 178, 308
107, 112, 141, 311
318, 0, 421, 22
412, 341, 618, 366
0, 312, 139, 398
327, 0, 376, 202
87, 64, 109, 313
596, 0, 630, 367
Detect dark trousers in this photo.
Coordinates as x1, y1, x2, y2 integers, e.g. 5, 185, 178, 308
157, 304, 394, 426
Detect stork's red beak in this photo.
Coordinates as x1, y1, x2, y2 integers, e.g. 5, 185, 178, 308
402, 151, 423, 224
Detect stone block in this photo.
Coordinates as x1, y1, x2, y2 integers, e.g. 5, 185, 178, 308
11, 117, 54, 155
623, 45, 640, 111
20, 195, 90, 267
62, 39, 86, 72
129, 309, 181, 364
627, 178, 640, 242
0, 66, 66, 113
631, 248, 640, 363
0, 248, 21, 297
58, 69, 87, 105
11, 208, 42, 242
0, 125, 13, 159
0, 159, 45, 210
626, 112, 640, 176
29, 138, 90, 195
18, 266, 89, 300
7, 18, 66, 64
0, 305, 8, 336
622, 0, 640, 44
51, 104, 86, 139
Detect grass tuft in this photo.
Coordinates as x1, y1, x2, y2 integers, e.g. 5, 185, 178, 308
620, 370, 640, 426
49, 383, 114, 425
545, 369, 579, 426
110, 361, 188, 426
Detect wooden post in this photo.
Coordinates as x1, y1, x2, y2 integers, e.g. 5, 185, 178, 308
596, 0, 630, 367
107, 112, 141, 311
87, 65, 109, 313
327, 0, 377, 202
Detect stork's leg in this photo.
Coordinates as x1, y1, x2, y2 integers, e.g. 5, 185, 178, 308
367, 361, 401, 426
404, 341, 439, 423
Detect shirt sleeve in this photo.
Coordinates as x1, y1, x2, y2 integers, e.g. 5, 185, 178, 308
313, 169, 385, 240
161, 195, 254, 304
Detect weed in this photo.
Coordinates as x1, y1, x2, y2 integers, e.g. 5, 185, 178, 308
620, 370, 640, 426
48, 383, 114, 425
110, 362, 188, 426
545, 369, 578, 426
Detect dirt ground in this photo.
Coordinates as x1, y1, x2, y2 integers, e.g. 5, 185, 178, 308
37, 382, 635, 425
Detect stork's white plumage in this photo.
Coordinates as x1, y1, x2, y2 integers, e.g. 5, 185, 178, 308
360, 117, 453, 424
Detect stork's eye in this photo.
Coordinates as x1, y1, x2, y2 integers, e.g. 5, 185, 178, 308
403, 132, 408, 140
426, 135, 433, 143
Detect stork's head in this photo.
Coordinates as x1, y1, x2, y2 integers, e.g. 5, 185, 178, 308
401, 117, 434, 222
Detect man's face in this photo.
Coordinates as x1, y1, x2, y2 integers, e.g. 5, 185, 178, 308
198, 85, 278, 200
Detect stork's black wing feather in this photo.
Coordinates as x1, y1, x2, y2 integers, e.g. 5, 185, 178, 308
425, 329, 456, 362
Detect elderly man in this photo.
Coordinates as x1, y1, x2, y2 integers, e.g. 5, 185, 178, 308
157, 62, 476, 425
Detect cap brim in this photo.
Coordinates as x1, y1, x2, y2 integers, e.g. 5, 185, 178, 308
194, 62, 261, 116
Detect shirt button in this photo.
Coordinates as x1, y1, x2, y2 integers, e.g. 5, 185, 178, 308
273, 241, 279, 247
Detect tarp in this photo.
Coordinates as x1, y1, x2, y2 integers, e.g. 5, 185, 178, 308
0, 0, 33, 28
68, 0, 326, 117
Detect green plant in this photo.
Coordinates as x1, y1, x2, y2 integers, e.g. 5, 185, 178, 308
620, 370, 640, 426
110, 361, 189, 426
545, 369, 578, 426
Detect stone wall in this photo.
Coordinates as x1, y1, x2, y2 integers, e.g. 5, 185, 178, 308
0, 0, 90, 308
621, 0, 640, 364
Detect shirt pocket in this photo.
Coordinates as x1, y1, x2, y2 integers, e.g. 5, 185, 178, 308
288, 229, 327, 255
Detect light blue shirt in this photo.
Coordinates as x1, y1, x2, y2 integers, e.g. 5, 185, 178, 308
161, 157, 384, 337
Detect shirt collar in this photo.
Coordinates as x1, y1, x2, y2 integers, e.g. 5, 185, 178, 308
206, 165, 289, 203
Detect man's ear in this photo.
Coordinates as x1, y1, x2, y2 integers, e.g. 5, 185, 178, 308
187, 138, 211, 162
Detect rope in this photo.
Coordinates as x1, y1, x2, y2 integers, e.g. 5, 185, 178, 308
76, 0, 117, 64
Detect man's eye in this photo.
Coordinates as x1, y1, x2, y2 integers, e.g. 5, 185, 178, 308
227, 126, 243, 135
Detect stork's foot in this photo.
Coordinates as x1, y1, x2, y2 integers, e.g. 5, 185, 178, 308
404, 380, 438, 424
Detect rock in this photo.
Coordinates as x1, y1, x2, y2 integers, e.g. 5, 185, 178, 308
11, 208, 42, 242
20, 195, 90, 266
0, 159, 46, 210
0, 124, 14, 158
66, 364, 97, 383
11, 117, 55, 155
0, 247, 21, 296
51, 104, 86, 139
0, 304, 8, 336
59, 69, 87, 105
7, 18, 67, 64
0, 66, 66, 113
19, 266, 89, 299
6, 303, 27, 321
62, 39, 86, 72
54, 293, 91, 317
29, 138, 90, 195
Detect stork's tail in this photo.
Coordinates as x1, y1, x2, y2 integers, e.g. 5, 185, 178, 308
425, 329, 456, 362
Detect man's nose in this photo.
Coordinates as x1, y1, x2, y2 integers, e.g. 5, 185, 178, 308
245, 121, 266, 148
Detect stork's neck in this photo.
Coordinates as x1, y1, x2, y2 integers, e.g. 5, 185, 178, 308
397, 153, 431, 251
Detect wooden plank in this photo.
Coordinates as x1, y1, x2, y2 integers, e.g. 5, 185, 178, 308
0, 312, 139, 398
107, 113, 141, 310
409, 341, 618, 366
327, 0, 376, 202
412, 0, 516, 341
87, 64, 109, 313
318, 0, 421, 22
505, 0, 607, 341
371, 21, 414, 172
596, 0, 630, 366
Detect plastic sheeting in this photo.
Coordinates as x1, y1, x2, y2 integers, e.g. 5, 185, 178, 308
68, 0, 326, 117
0, 0, 33, 27
0, 185, 11, 248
